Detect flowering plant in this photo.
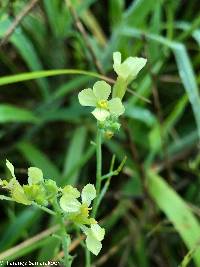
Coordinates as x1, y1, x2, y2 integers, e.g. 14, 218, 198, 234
0, 51, 146, 266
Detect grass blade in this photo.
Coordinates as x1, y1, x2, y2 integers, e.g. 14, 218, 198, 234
0, 69, 111, 86
0, 104, 38, 123
121, 27, 200, 139
0, 18, 49, 99
62, 126, 87, 185
147, 171, 200, 266
17, 142, 60, 182
0, 208, 39, 251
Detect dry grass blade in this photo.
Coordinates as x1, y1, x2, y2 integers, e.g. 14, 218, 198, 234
52, 235, 85, 261
92, 237, 129, 267
0, 224, 60, 260
65, 0, 104, 74
0, 0, 40, 47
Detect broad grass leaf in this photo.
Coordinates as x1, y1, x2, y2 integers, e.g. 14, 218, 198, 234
147, 171, 200, 267
17, 142, 60, 182
0, 104, 38, 123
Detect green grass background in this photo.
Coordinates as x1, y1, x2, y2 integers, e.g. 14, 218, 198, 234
0, 0, 200, 266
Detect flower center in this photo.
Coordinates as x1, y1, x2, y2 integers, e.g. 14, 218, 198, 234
97, 100, 108, 109
80, 203, 92, 217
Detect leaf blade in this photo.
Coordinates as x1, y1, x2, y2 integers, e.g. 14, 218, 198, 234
0, 104, 38, 124
147, 171, 200, 266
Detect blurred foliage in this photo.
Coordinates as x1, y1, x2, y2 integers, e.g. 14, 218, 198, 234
0, 0, 200, 266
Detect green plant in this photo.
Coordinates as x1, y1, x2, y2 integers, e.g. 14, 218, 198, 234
1, 1, 200, 266
1, 159, 105, 266
0, 51, 146, 266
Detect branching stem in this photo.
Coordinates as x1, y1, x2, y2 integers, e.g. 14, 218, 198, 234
101, 156, 127, 180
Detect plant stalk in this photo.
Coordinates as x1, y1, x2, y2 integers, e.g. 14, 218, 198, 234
92, 127, 102, 217
53, 199, 71, 267
86, 127, 102, 267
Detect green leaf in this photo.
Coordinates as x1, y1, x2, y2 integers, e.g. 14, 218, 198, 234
168, 130, 198, 156
0, 69, 109, 87
0, 104, 38, 124
43, 0, 69, 38
0, 209, 39, 251
179, 241, 200, 267
149, 94, 188, 152
62, 146, 95, 185
0, 237, 50, 261
162, 94, 188, 136
0, 18, 49, 99
40, 105, 87, 123
124, 0, 157, 26
125, 105, 156, 126
109, 0, 124, 28
148, 1, 162, 61
62, 127, 87, 185
175, 21, 200, 46
37, 238, 60, 262
147, 171, 200, 267
52, 76, 91, 100
121, 27, 200, 139
172, 45, 200, 137
17, 142, 60, 182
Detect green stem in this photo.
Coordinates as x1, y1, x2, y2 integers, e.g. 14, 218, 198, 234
85, 248, 91, 267
86, 127, 102, 267
53, 199, 71, 267
97, 155, 116, 207
32, 202, 56, 216
101, 156, 127, 180
60, 217, 70, 267
112, 76, 127, 99
92, 127, 102, 217
0, 196, 56, 216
